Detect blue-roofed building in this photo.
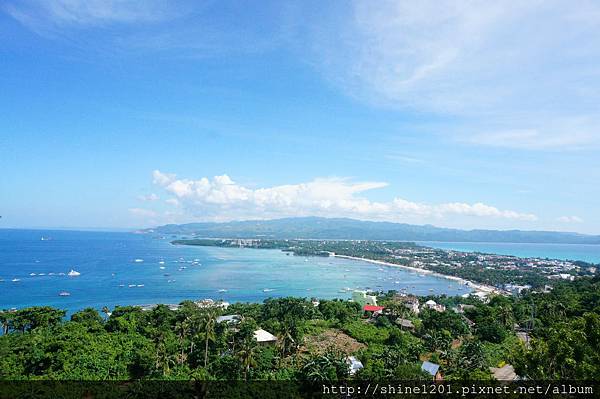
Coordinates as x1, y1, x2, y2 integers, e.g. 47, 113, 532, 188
346, 356, 364, 375
421, 361, 442, 380
216, 314, 241, 324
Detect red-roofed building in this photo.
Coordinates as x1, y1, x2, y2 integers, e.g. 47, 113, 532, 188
363, 305, 385, 312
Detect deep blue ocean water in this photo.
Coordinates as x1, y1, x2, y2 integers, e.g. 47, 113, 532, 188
420, 241, 600, 264
0, 230, 471, 313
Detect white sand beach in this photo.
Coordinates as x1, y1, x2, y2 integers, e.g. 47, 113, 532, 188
332, 254, 503, 295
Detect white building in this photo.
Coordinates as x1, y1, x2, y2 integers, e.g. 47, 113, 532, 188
352, 290, 378, 306
504, 284, 531, 296
254, 329, 278, 345
423, 299, 445, 312
396, 295, 420, 314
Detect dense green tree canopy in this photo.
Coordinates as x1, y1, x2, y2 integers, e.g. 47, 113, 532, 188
1, 276, 599, 382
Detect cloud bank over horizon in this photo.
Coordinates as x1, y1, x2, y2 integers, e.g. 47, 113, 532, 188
135, 170, 538, 226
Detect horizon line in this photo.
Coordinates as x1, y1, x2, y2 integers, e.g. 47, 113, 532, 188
1, 215, 597, 236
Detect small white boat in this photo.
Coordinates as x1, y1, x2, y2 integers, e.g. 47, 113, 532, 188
40, 237, 51, 241
118, 284, 125, 287
159, 261, 165, 265
58, 272, 65, 276
29, 273, 37, 276
38, 273, 46, 276
58, 291, 71, 297
128, 284, 136, 288
134, 259, 144, 263
159, 266, 166, 270
137, 284, 144, 288
12, 278, 21, 282
67, 269, 81, 277
218, 289, 228, 293
48, 272, 55, 276
262, 288, 274, 292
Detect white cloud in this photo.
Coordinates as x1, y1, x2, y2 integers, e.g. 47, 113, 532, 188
557, 216, 583, 223
151, 170, 537, 223
385, 153, 424, 164
128, 207, 158, 218
3, 1, 290, 57
3, 0, 177, 29
311, 1, 600, 149
137, 193, 159, 202
464, 117, 599, 150
8, 1, 600, 150
165, 198, 180, 206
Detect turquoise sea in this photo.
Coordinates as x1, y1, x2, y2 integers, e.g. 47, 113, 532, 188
0, 230, 470, 313
420, 241, 600, 264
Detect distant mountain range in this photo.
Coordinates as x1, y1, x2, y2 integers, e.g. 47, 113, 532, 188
141, 217, 600, 244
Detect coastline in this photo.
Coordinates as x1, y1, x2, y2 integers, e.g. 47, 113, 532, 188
332, 253, 504, 295
170, 241, 506, 296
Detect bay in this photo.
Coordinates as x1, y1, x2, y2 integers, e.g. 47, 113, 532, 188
0, 229, 469, 313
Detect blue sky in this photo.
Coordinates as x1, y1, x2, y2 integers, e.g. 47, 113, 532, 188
1, 1, 599, 233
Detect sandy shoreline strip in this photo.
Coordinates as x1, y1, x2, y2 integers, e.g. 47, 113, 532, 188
332, 254, 502, 295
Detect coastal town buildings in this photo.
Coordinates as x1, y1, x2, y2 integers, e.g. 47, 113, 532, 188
352, 290, 378, 306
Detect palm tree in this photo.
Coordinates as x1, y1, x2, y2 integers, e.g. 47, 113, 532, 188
237, 336, 258, 380
153, 331, 174, 375
277, 322, 296, 359
156, 342, 175, 375
201, 309, 217, 367
175, 318, 191, 364
188, 315, 202, 355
